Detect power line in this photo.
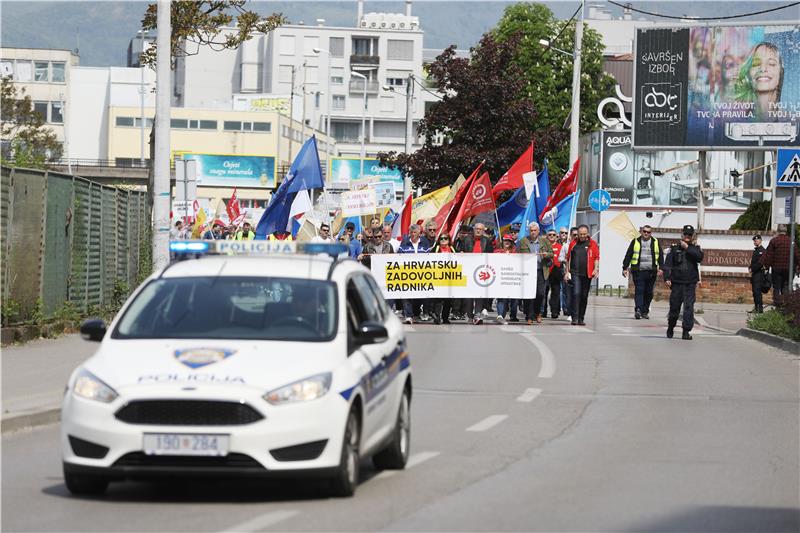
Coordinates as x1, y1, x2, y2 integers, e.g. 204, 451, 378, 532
607, 0, 800, 21
551, 3, 583, 44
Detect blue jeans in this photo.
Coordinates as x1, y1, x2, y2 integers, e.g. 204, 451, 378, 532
497, 299, 512, 317
633, 269, 657, 315
561, 279, 571, 316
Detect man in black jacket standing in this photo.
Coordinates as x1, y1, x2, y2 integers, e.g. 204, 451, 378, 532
749, 235, 766, 314
622, 225, 663, 319
456, 222, 494, 324
663, 225, 704, 340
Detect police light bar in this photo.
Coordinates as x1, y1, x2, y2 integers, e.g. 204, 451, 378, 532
169, 241, 210, 254
169, 240, 349, 259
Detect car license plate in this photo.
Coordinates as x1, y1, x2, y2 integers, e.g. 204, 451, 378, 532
143, 433, 230, 456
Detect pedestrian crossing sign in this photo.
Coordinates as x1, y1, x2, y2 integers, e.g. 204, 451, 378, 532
776, 149, 800, 188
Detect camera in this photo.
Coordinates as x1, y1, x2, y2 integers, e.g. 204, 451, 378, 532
645, 211, 653, 218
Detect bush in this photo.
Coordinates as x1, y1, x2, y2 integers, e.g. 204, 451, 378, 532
730, 200, 771, 230
1, 299, 20, 326
748, 309, 800, 342
774, 290, 800, 328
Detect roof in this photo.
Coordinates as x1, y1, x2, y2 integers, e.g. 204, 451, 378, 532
161, 255, 338, 281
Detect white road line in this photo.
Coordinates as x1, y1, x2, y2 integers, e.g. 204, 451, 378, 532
521, 334, 556, 378
516, 387, 542, 402
222, 510, 300, 532
560, 326, 595, 333
372, 450, 441, 480
466, 414, 508, 432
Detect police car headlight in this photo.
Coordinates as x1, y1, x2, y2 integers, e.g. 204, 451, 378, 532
73, 368, 118, 403
264, 373, 332, 405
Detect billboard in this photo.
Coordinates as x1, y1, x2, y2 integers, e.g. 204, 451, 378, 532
329, 157, 404, 188
634, 24, 800, 150
181, 154, 276, 188
601, 131, 634, 204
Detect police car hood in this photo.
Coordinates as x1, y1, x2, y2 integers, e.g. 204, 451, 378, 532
86, 339, 340, 392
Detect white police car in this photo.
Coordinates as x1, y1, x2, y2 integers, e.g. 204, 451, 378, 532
61, 241, 411, 497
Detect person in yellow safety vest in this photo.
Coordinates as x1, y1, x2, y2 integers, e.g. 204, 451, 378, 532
269, 231, 294, 241
622, 224, 663, 320
235, 222, 255, 240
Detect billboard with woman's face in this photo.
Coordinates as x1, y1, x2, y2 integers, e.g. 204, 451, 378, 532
634, 24, 799, 150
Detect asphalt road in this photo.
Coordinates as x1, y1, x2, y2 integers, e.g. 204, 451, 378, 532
3, 305, 799, 532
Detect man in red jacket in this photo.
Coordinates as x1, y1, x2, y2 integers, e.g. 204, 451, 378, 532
544, 229, 564, 319
760, 224, 799, 297
565, 225, 600, 326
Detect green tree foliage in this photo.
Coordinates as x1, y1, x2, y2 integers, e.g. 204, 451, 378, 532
140, 1, 286, 68
0, 77, 62, 169
493, 3, 616, 175
729, 200, 771, 230
379, 34, 567, 191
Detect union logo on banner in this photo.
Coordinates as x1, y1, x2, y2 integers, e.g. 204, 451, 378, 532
472, 183, 487, 200
473, 265, 497, 287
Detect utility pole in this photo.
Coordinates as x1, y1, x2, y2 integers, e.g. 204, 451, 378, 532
152, 0, 171, 269
300, 60, 308, 144
403, 73, 414, 201
568, 0, 584, 167
287, 65, 296, 168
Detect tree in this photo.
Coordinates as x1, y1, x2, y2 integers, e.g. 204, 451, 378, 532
138, 1, 286, 209
378, 33, 567, 192
493, 3, 617, 174
1, 77, 62, 169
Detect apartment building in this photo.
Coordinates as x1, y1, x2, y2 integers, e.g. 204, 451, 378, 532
1, 47, 79, 151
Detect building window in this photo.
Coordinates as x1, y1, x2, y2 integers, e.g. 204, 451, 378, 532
303, 36, 320, 56
224, 121, 242, 131
278, 65, 293, 84
387, 40, 414, 61
279, 35, 296, 56
33, 101, 48, 121
116, 116, 135, 127
386, 77, 405, 88
253, 122, 271, 132
51, 62, 66, 83
50, 102, 63, 124
329, 37, 344, 57
330, 67, 344, 85
171, 118, 188, 128
199, 120, 217, 130
305, 66, 318, 84
314, 92, 321, 109
34, 62, 49, 82
134, 117, 154, 127
332, 122, 360, 143
14, 60, 32, 82
352, 37, 377, 56
332, 95, 346, 110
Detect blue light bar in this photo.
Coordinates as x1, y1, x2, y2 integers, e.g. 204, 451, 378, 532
302, 243, 349, 258
169, 241, 210, 254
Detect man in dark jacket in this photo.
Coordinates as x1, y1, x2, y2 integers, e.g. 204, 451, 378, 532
663, 225, 704, 340
622, 224, 663, 319
749, 235, 766, 313
760, 224, 798, 298
456, 222, 494, 324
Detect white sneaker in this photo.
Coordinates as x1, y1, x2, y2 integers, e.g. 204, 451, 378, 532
481, 308, 489, 317
404, 317, 413, 325
495, 315, 506, 325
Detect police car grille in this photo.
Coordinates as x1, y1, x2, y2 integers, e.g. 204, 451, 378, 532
113, 452, 262, 469
115, 400, 264, 426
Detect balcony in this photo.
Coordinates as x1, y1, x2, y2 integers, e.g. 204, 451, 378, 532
349, 79, 379, 94
350, 54, 380, 66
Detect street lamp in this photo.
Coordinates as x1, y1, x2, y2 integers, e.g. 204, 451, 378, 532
382, 75, 414, 201
350, 71, 368, 178
312, 47, 333, 178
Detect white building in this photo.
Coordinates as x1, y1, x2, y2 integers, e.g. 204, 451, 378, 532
173, 2, 430, 166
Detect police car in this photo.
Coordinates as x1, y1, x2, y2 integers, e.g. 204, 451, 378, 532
61, 241, 411, 497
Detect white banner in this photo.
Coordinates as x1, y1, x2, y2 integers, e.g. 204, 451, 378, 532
370, 253, 537, 300
341, 189, 377, 217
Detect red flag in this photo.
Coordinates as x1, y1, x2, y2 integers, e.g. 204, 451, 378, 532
539, 158, 580, 222
226, 188, 241, 222
433, 161, 484, 235
450, 172, 496, 238
400, 194, 413, 238
492, 142, 534, 198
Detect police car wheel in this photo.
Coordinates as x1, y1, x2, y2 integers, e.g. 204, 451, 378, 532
63, 469, 109, 496
330, 408, 360, 497
372, 387, 411, 470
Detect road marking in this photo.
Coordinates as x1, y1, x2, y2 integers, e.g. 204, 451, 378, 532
521, 334, 556, 378
403, 325, 417, 332
560, 326, 594, 333
222, 510, 300, 532
466, 414, 508, 432
516, 387, 542, 402
372, 450, 441, 480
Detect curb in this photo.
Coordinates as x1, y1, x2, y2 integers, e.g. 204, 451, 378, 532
695, 315, 737, 334
1, 408, 61, 434
737, 327, 800, 356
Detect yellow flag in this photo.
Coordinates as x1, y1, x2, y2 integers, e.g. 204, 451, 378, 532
442, 174, 466, 206
411, 185, 451, 224
330, 210, 344, 236
191, 206, 207, 239
607, 211, 639, 241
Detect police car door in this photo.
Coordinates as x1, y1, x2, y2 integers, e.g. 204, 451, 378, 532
346, 275, 393, 449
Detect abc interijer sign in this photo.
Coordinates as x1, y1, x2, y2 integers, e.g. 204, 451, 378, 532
633, 24, 800, 150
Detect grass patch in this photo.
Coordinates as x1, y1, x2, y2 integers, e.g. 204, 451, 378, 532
748, 309, 800, 342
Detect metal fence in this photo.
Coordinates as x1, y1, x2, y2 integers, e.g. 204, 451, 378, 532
1, 166, 150, 320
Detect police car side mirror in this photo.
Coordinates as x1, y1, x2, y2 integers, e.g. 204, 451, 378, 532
80, 319, 107, 342
355, 322, 388, 345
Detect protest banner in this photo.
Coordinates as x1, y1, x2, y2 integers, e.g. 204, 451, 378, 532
370, 182, 396, 209
370, 253, 537, 299
341, 189, 377, 217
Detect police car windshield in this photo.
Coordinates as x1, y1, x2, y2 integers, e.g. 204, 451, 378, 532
113, 277, 337, 341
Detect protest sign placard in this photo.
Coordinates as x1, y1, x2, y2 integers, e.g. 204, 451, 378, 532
341, 189, 377, 217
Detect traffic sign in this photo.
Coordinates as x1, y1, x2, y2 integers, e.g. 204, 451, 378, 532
776, 149, 800, 188
589, 189, 612, 212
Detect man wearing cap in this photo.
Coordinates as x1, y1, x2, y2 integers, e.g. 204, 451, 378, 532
344, 221, 362, 259
622, 224, 663, 319
749, 235, 766, 313
663, 225, 704, 340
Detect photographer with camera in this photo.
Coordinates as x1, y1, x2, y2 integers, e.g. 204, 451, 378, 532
663, 225, 704, 340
